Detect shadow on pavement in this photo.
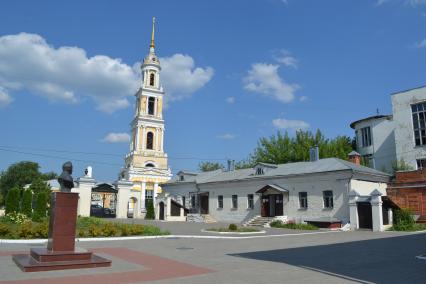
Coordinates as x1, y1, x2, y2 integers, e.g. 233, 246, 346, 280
229, 233, 426, 284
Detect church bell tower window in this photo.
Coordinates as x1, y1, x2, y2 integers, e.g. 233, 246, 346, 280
146, 132, 154, 150
148, 97, 155, 115
150, 73, 155, 86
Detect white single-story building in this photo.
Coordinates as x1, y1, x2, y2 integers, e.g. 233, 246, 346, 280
161, 156, 394, 231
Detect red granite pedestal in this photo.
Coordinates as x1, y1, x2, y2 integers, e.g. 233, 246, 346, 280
12, 192, 111, 272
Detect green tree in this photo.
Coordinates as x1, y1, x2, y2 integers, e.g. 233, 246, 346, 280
21, 189, 33, 218
250, 130, 354, 165
145, 200, 155, 220
32, 192, 48, 222
5, 187, 21, 215
0, 161, 56, 202
392, 158, 414, 172
29, 178, 51, 195
198, 161, 224, 172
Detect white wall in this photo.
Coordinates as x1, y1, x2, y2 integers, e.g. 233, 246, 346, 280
350, 179, 387, 196
354, 117, 396, 173
392, 87, 426, 169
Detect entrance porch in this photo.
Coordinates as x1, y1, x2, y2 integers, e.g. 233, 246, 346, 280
256, 184, 288, 217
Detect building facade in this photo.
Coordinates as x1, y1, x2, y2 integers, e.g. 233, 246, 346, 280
350, 115, 396, 173
392, 86, 426, 170
120, 17, 172, 217
351, 86, 426, 172
162, 158, 393, 231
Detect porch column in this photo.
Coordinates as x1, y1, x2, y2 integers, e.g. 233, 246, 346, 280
348, 190, 359, 230
371, 189, 383, 232
388, 208, 393, 226
140, 181, 146, 213
153, 183, 158, 209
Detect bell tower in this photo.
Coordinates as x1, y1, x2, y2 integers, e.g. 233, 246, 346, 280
121, 17, 171, 215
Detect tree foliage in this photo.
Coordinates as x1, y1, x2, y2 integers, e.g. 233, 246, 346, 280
5, 187, 21, 215
32, 192, 48, 222
0, 161, 56, 203
198, 161, 224, 172
249, 130, 354, 165
145, 200, 155, 220
21, 189, 33, 218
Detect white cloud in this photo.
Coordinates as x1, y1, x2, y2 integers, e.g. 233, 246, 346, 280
415, 38, 426, 48
101, 132, 130, 143
272, 118, 309, 130
225, 96, 235, 104
160, 54, 214, 104
0, 33, 138, 113
0, 87, 13, 107
0, 33, 213, 113
299, 96, 308, 102
217, 133, 236, 140
273, 49, 298, 68
243, 63, 298, 103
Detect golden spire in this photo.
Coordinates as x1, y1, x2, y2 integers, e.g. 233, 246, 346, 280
150, 17, 156, 49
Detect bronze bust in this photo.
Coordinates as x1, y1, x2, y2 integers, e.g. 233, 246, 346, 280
58, 161, 74, 192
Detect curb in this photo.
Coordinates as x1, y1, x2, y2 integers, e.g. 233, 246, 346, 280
0, 230, 340, 244
201, 229, 266, 235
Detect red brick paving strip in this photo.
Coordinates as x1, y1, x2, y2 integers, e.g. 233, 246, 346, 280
0, 247, 214, 284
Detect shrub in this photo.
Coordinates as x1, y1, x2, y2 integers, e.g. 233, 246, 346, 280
145, 200, 155, 219
5, 187, 20, 215
18, 221, 33, 238
32, 192, 47, 222
228, 223, 238, 231
0, 223, 10, 236
270, 220, 283, 227
3, 212, 30, 224
88, 224, 103, 237
102, 222, 118, 237
130, 224, 144, 235
31, 222, 48, 238
270, 220, 318, 230
393, 208, 415, 231
21, 189, 33, 218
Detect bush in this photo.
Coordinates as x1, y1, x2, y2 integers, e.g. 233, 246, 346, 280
270, 220, 318, 230
88, 224, 103, 237
21, 189, 33, 218
5, 187, 20, 215
3, 212, 30, 224
18, 221, 33, 238
270, 220, 283, 227
31, 222, 48, 238
145, 200, 155, 220
0, 223, 10, 236
228, 223, 238, 231
102, 222, 119, 237
393, 208, 415, 231
32, 192, 47, 222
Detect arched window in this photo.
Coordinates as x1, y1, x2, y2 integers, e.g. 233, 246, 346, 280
145, 163, 155, 167
146, 132, 154, 150
148, 97, 155, 115
150, 73, 155, 86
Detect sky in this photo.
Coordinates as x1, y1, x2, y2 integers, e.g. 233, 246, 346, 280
0, 0, 426, 181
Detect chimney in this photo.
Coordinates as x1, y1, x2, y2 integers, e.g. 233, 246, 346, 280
348, 151, 361, 165
309, 146, 319, 162
227, 159, 235, 171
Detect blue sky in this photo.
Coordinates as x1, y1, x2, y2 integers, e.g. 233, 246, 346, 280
1, 0, 426, 181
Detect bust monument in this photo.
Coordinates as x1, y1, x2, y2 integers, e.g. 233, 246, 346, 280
58, 161, 74, 192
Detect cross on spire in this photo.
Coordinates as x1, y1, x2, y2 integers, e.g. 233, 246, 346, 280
150, 17, 156, 49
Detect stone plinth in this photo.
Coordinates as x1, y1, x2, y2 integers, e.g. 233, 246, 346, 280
13, 192, 111, 272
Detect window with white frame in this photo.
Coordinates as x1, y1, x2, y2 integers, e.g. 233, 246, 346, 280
323, 190, 334, 209
148, 97, 155, 115
247, 194, 254, 209
299, 192, 308, 209
145, 190, 153, 207
412, 102, 426, 146
231, 195, 238, 209
360, 127, 371, 147
217, 195, 223, 209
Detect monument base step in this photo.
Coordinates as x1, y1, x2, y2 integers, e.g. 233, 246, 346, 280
12, 252, 111, 272
30, 247, 92, 262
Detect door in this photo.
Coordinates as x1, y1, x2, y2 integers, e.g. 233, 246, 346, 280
275, 194, 284, 216
261, 195, 269, 217
159, 202, 165, 220
200, 194, 209, 214
357, 202, 372, 229
269, 195, 276, 217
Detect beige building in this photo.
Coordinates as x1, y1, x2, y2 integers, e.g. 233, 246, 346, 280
120, 17, 172, 217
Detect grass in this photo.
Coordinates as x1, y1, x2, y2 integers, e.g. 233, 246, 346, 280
270, 220, 318, 230
388, 223, 426, 232
0, 216, 169, 239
